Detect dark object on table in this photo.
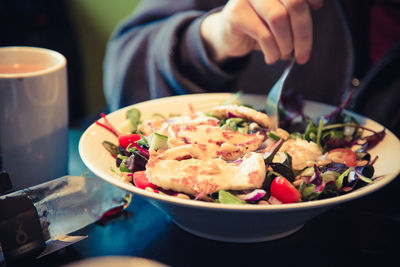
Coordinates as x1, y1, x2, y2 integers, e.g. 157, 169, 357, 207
0, 196, 46, 264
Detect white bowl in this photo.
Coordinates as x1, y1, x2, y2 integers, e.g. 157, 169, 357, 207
79, 93, 400, 242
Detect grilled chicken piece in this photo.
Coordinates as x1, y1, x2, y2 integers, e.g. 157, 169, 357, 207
211, 105, 274, 129
142, 109, 268, 197
146, 147, 266, 196
275, 139, 324, 170
174, 124, 265, 161
144, 112, 265, 161
139, 114, 219, 136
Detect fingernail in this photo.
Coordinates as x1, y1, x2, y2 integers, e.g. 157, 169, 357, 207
297, 54, 310, 65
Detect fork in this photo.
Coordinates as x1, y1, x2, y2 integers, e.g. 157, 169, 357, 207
265, 58, 295, 130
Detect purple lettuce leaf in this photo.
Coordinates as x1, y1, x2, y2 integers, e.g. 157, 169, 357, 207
310, 165, 326, 193
279, 89, 307, 130
280, 89, 305, 117
324, 138, 355, 150
324, 89, 355, 123
319, 162, 348, 174
360, 129, 386, 151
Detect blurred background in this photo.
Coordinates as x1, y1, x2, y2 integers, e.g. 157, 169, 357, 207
0, 0, 141, 127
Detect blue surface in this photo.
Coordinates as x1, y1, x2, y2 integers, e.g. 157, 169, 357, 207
68, 129, 93, 177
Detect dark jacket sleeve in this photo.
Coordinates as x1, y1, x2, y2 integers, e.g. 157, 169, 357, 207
103, 0, 237, 111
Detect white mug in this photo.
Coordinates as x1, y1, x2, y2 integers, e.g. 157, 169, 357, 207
0, 46, 68, 190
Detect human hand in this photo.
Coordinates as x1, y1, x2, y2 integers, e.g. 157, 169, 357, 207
200, 0, 324, 65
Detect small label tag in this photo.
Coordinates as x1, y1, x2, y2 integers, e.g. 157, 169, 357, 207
0, 196, 45, 264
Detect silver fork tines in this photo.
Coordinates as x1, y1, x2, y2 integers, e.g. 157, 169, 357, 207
265, 59, 295, 130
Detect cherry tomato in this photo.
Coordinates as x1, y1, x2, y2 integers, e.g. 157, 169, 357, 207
270, 176, 300, 203
119, 134, 141, 149
133, 171, 158, 190
328, 148, 357, 167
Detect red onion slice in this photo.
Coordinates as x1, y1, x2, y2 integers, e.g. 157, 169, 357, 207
236, 189, 266, 201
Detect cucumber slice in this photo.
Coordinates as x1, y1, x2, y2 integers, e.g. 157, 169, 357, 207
150, 132, 168, 150
300, 166, 314, 177
218, 190, 246, 205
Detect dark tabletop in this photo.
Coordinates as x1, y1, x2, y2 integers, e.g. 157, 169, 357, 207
30, 129, 400, 267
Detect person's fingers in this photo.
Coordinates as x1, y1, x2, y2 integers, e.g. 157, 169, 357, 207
224, 0, 281, 64
307, 0, 324, 10
220, 0, 314, 65
244, 16, 281, 64
280, 0, 313, 64
250, 0, 294, 60
256, 30, 281, 65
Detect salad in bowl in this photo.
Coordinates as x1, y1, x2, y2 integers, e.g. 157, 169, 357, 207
97, 92, 385, 205
79, 93, 400, 242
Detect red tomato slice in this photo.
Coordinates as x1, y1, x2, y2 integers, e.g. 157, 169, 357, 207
270, 176, 300, 204
119, 134, 141, 149
328, 148, 357, 167
133, 171, 158, 190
